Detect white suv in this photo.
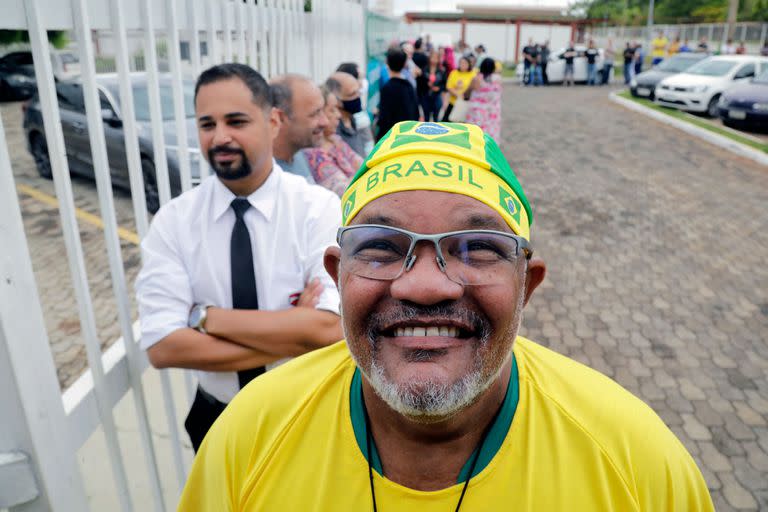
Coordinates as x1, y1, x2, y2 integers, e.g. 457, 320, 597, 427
655, 55, 768, 117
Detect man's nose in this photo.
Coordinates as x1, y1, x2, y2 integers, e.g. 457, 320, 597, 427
389, 244, 464, 306
212, 124, 233, 146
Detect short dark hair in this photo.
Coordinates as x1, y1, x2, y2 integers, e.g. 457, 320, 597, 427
386, 48, 407, 73
194, 63, 271, 110
480, 57, 495, 77
414, 38, 423, 50
336, 62, 359, 79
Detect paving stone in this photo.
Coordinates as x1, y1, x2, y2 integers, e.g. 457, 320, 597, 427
682, 413, 712, 441
719, 472, 758, 510
699, 441, 733, 471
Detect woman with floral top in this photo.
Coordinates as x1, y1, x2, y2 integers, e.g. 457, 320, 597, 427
304, 85, 364, 197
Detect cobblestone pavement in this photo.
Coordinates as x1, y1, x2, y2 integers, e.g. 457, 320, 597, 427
3, 101, 143, 389
4, 83, 768, 509
506, 85, 768, 511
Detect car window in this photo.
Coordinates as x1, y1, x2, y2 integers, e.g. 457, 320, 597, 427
57, 82, 85, 113
59, 53, 79, 65
657, 56, 701, 73
686, 59, 738, 76
754, 68, 768, 84
131, 83, 196, 121
7, 52, 34, 66
734, 64, 755, 79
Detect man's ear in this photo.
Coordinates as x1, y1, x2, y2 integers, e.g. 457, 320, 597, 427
269, 106, 282, 141
522, 257, 546, 307
324, 246, 341, 288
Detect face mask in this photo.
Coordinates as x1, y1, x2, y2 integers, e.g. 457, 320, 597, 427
342, 97, 362, 114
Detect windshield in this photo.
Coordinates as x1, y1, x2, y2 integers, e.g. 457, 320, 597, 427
754, 69, 768, 84
685, 60, 738, 77
131, 83, 195, 121
657, 57, 701, 73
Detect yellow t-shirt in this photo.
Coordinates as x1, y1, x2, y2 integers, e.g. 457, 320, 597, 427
652, 36, 669, 57
178, 338, 714, 511
445, 69, 477, 105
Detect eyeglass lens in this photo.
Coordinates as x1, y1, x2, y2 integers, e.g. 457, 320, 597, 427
339, 226, 522, 285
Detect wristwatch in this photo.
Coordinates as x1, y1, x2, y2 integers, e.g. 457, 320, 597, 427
188, 304, 212, 334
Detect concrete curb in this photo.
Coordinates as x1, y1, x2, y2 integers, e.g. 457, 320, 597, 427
609, 91, 768, 167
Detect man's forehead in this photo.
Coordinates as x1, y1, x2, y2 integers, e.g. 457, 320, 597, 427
353, 191, 512, 233
195, 78, 258, 115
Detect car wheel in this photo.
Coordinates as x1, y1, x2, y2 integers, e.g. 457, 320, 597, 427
30, 134, 53, 179
706, 95, 720, 118
141, 157, 160, 214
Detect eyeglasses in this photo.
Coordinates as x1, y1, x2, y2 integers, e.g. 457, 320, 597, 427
336, 224, 533, 286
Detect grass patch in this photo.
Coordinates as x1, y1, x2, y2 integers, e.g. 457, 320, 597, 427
501, 66, 517, 79
617, 90, 768, 154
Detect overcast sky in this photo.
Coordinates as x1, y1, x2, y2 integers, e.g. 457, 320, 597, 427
392, 0, 571, 16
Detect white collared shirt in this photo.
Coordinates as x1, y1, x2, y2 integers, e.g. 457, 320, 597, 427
136, 162, 341, 403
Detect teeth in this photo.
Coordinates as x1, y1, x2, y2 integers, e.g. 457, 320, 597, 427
394, 326, 460, 337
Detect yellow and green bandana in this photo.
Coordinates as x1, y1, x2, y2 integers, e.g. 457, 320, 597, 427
341, 121, 532, 239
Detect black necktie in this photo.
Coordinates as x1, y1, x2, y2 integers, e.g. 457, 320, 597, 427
230, 198, 265, 388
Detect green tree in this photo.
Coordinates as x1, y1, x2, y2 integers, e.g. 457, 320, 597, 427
0, 30, 68, 49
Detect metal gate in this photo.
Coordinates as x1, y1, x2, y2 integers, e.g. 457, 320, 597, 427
0, 0, 364, 510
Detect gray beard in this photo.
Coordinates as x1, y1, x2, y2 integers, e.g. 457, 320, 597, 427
357, 292, 525, 422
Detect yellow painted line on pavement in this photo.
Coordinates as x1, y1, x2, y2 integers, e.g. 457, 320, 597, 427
16, 183, 141, 246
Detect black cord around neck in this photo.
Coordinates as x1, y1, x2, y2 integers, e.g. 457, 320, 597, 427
362, 396, 494, 512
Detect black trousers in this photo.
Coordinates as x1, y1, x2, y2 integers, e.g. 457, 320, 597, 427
185, 386, 228, 452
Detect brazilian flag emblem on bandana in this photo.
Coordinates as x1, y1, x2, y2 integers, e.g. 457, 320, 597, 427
342, 190, 356, 224
498, 186, 522, 226
389, 122, 472, 151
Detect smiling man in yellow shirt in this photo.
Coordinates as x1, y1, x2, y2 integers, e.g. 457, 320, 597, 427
178, 121, 714, 511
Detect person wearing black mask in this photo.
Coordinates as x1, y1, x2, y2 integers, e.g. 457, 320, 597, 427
326, 71, 374, 158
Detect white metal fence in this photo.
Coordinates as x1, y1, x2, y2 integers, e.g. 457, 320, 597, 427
0, 0, 364, 510
591, 22, 768, 54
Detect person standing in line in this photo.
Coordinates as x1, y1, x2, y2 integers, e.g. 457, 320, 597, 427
722, 38, 736, 55
633, 42, 644, 76
697, 36, 709, 54
304, 85, 363, 197
563, 41, 577, 87
522, 38, 537, 86
422, 50, 446, 122
326, 71, 374, 158
269, 74, 329, 183
474, 44, 488, 68
668, 36, 681, 56
622, 41, 635, 85
602, 39, 615, 85
442, 56, 476, 121
735, 41, 747, 55
540, 41, 551, 85
585, 40, 599, 86
650, 31, 668, 66
135, 63, 343, 452
377, 47, 419, 141
465, 57, 502, 142
679, 39, 692, 53
412, 38, 430, 119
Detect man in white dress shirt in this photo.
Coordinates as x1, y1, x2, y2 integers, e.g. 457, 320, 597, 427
135, 63, 343, 451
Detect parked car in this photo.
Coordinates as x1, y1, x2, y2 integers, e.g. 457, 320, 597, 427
630, 53, 707, 100
23, 73, 201, 213
0, 49, 81, 100
655, 55, 768, 117
718, 68, 768, 131
516, 45, 604, 84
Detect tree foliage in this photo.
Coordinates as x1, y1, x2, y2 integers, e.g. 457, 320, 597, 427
573, 0, 767, 23
0, 30, 69, 49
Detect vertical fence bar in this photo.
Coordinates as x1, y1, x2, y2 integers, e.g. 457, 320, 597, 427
110, 0, 150, 238
188, 0, 210, 182
0, 114, 90, 512
259, 0, 270, 75
237, 0, 247, 64
140, 0, 173, 205
247, 0, 259, 70
268, 0, 278, 77
165, 0, 193, 194
141, 0, 191, 491
222, 0, 234, 62
71, 0, 168, 509
207, 0, 220, 65
25, 0, 133, 510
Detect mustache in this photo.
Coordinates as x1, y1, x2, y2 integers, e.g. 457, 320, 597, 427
208, 145, 245, 158
365, 302, 492, 346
